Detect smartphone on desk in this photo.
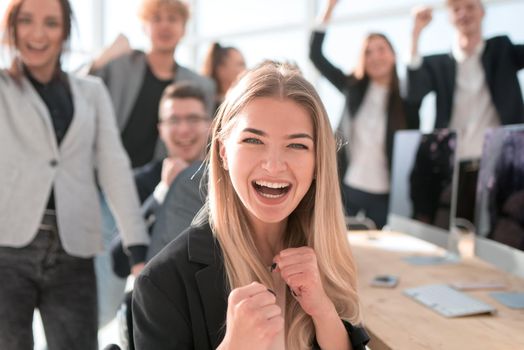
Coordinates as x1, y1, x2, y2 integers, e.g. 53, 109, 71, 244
370, 274, 399, 288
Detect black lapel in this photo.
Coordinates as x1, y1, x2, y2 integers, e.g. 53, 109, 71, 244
480, 40, 494, 101
189, 224, 228, 349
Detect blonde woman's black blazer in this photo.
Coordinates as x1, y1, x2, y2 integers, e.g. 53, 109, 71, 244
133, 222, 370, 349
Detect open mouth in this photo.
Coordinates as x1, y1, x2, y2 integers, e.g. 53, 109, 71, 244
252, 180, 291, 199
27, 43, 49, 52
175, 138, 197, 148
158, 33, 174, 41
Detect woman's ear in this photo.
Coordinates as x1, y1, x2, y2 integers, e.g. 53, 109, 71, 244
219, 141, 229, 171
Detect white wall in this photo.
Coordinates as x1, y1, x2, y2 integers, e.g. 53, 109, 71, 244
1, 0, 523, 127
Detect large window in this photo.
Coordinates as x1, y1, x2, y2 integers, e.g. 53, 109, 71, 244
1, 0, 523, 127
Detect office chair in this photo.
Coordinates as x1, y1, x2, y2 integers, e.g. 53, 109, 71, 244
345, 212, 377, 230
103, 345, 121, 350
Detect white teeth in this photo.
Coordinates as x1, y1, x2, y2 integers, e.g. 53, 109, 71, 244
255, 181, 290, 189
28, 43, 47, 50
259, 192, 285, 199
176, 140, 194, 147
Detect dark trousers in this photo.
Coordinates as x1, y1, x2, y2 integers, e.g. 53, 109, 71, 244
0, 212, 98, 350
342, 184, 389, 229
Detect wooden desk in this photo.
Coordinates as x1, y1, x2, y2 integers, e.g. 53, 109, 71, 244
348, 231, 524, 350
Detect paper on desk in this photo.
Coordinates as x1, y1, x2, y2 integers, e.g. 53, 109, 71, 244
490, 292, 524, 309
403, 254, 460, 266
348, 233, 440, 254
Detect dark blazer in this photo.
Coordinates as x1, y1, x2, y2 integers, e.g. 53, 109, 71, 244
407, 35, 524, 128
146, 161, 206, 260
309, 30, 420, 181
134, 159, 162, 203
133, 222, 370, 350
111, 162, 204, 278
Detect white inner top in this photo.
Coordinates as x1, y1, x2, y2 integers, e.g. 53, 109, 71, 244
344, 81, 390, 194
450, 40, 500, 160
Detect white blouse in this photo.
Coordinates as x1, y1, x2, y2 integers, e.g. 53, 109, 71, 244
344, 82, 390, 194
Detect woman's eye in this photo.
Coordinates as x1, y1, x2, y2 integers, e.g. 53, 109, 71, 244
17, 17, 31, 25
243, 138, 262, 145
45, 20, 60, 28
288, 143, 308, 150
168, 15, 180, 23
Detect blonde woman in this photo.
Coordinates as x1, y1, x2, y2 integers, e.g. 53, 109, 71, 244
133, 62, 369, 350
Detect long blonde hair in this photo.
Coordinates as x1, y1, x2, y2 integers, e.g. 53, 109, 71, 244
207, 61, 361, 348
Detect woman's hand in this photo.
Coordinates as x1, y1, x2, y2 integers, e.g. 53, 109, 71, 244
274, 247, 335, 318
218, 282, 283, 350
412, 6, 433, 38
327, 0, 339, 11
320, 0, 339, 25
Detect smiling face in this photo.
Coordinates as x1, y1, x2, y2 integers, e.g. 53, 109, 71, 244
363, 35, 396, 83
447, 0, 484, 37
217, 48, 246, 93
219, 97, 316, 234
158, 97, 210, 162
144, 5, 186, 53
14, 0, 65, 82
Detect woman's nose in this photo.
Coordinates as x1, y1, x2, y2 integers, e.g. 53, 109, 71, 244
261, 150, 287, 174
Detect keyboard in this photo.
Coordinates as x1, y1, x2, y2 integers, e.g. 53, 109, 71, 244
404, 284, 496, 317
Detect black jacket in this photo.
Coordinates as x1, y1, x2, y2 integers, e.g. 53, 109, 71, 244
111, 162, 205, 278
133, 222, 370, 350
309, 30, 420, 181
134, 159, 163, 203
407, 35, 524, 128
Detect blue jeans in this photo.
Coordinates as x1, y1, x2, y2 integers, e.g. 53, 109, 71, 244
0, 212, 97, 350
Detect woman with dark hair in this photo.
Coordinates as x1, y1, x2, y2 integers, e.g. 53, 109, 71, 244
202, 42, 246, 112
309, 0, 419, 228
0, 0, 148, 348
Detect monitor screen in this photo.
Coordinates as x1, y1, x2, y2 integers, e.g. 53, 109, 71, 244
388, 129, 457, 247
475, 125, 524, 252
453, 158, 481, 229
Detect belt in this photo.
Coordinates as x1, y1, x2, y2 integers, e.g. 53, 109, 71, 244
39, 209, 58, 232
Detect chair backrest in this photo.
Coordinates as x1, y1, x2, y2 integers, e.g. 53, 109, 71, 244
103, 345, 121, 350
345, 214, 377, 230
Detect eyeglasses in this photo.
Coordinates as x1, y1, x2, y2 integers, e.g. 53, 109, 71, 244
160, 113, 209, 127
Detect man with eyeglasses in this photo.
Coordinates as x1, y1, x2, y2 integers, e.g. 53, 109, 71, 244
112, 82, 211, 278
111, 82, 211, 350
133, 82, 212, 204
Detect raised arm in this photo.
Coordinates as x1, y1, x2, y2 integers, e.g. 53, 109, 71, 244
406, 6, 436, 104
90, 34, 132, 73
309, 0, 348, 92
410, 6, 433, 63
320, 0, 338, 25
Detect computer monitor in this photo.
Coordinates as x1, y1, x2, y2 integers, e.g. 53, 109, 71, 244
388, 129, 457, 248
453, 158, 481, 229
474, 124, 524, 277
